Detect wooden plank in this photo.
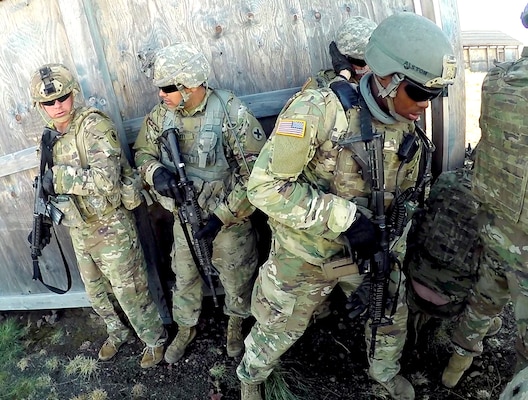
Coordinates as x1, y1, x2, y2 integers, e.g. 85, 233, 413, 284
123, 87, 301, 143
420, 0, 466, 175
0, 147, 38, 178
0, 292, 90, 311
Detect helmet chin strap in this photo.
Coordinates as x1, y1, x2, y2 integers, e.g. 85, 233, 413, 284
373, 74, 414, 124
174, 88, 191, 110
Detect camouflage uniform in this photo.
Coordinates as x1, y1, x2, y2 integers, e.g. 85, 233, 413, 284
134, 88, 266, 327
450, 54, 528, 367
47, 107, 166, 348
236, 82, 421, 386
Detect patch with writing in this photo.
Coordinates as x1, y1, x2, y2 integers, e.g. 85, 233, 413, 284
276, 119, 306, 138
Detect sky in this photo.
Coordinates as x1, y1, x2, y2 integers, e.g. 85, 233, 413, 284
457, 0, 528, 45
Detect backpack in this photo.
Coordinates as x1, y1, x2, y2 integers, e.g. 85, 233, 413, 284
405, 168, 481, 318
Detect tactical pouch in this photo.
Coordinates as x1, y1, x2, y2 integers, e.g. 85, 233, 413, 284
49, 195, 87, 228
120, 172, 143, 210
321, 257, 359, 279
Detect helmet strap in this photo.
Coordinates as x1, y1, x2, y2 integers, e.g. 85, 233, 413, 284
373, 74, 414, 124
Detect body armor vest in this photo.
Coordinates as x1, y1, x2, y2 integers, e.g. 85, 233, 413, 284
473, 57, 528, 233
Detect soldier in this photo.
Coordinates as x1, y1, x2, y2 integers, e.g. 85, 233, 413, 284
29, 63, 167, 368
133, 42, 266, 363
237, 12, 456, 400
304, 15, 377, 89
440, 5, 528, 388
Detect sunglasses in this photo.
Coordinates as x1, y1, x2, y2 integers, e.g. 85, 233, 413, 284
158, 84, 178, 94
403, 78, 443, 102
41, 92, 71, 106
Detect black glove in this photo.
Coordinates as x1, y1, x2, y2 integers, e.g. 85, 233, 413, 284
329, 41, 353, 77
345, 275, 371, 320
42, 169, 56, 197
195, 214, 223, 242
153, 167, 177, 198
28, 221, 52, 249
344, 212, 377, 259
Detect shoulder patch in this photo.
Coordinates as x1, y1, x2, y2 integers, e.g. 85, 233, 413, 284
252, 126, 265, 142
276, 119, 306, 138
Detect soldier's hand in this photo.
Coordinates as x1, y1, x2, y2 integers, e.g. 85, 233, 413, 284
42, 169, 56, 197
329, 41, 353, 78
153, 167, 177, 198
344, 212, 377, 258
195, 214, 223, 242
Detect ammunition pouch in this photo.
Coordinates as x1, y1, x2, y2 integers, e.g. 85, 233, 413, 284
49, 195, 87, 228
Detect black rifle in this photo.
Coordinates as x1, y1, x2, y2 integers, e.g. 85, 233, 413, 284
358, 97, 394, 359
158, 128, 219, 307
30, 128, 70, 294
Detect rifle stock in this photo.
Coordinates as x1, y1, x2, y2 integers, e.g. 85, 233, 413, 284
159, 128, 219, 307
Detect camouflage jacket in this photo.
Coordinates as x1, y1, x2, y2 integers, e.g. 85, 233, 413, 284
247, 85, 420, 266
133, 88, 266, 226
49, 106, 123, 222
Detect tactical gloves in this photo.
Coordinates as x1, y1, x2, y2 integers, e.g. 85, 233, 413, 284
195, 214, 223, 242
329, 41, 353, 78
344, 212, 377, 259
153, 167, 176, 198
42, 169, 56, 197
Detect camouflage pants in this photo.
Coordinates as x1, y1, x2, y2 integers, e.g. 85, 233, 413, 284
71, 207, 166, 347
170, 218, 258, 327
236, 242, 409, 384
452, 223, 528, 363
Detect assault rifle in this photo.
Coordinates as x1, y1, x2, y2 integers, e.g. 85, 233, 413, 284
158, 128, 219, 307
358, 96, 394, 359
365, 134, 394, 358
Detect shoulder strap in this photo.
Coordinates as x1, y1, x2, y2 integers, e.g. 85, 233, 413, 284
74, 108, 107, 169
32, 227, 72, 295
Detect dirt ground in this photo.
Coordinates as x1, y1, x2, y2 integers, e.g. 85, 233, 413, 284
1, 290, 517, 400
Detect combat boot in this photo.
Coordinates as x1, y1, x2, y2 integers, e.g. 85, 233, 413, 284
227, 316, 244, 357
241, 381, 262, 400
484, 316, 502, 337
377, 375, 415, 400
441, 353, 474, 388
98, 338, 124, 361
140, 344, 164, 368
164, 326, 197, 364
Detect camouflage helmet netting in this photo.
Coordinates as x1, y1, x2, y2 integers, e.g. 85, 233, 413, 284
152, 42, 210, 88
30, 63, 78, 104
335, 16, 378, 60
364, 12, 456, 88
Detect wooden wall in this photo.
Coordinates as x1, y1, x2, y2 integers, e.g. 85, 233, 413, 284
0, 0, 463, 310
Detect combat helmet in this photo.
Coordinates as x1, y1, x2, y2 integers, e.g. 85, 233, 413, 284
30, 63, 79, 105
364, 12, 456, 88
152, 42, 210, 88
499, 366, 528, 400
335, 16, 378, 61
522, 3, 528, 28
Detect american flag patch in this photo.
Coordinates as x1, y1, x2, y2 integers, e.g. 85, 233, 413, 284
276, 119, 306, 137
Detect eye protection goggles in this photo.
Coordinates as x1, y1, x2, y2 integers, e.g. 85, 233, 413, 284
403, 78, 443, 102
40, 92, 71, 106
158, 84, 178, 93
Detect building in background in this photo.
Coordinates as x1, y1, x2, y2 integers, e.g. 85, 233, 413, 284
462, 30, 523, 71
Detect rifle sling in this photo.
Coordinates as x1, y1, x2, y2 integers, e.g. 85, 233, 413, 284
32, 225, 72, 294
